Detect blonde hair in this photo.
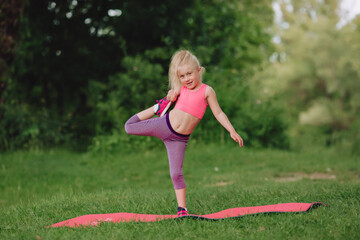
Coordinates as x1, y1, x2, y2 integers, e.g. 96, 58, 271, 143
168, 50, 205, 94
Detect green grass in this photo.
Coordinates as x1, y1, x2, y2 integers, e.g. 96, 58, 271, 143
0, 143, 359, 239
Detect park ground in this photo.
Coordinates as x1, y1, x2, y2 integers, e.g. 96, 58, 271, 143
0, 143, 359, 239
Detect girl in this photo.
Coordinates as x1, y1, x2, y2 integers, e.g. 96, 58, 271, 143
124, 50, 243, 216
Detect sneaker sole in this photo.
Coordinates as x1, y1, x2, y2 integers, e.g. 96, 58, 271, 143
160, 102, 172, 117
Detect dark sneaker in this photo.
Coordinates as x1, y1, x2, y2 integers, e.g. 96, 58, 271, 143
154, 97, 172, 117
177, 207, 188, 217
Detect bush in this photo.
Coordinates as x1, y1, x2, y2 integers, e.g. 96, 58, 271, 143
0, 104, 70, 151
91, 55, 167, 136
87, 130, 163, 153
191, 68, 290, 149
288, 121, 360, 156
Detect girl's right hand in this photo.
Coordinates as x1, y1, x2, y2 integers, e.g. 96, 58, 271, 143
230, 131, 244, 147
167, 90, 178, 102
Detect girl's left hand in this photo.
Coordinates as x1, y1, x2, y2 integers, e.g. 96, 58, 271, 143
231, 132, 244, 147
167, 90, 178, 102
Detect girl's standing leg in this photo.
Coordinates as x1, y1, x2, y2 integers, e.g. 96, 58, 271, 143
163, 131, 189, 209
175, 188, 186, 208
125, 111, 190, 212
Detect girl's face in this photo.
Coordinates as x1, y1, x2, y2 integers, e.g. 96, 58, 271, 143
177, 64, 202, 90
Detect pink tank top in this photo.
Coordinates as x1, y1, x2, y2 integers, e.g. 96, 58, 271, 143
175, 84, 208, 119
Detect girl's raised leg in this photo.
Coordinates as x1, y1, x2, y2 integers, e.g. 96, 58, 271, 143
137, 106, 155, 120
124, 107, 163, 137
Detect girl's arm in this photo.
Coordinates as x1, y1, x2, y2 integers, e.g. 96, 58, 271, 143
206, 86, 244, 147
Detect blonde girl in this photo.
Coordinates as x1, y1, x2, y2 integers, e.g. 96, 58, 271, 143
125, 50, 243, 216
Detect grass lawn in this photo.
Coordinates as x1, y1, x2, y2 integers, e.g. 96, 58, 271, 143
0, 142, 359, 239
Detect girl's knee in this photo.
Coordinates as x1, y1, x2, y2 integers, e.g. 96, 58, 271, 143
170, 172, 182, 181
124, 115, 140, 134
124, 121, 131, 134
124, 121, 132, 134
170, 171, 185, 189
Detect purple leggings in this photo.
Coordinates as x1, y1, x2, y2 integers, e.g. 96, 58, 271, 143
124, 113, 190, 189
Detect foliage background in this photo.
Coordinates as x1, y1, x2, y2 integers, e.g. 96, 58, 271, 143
0, 0, 359, 154
0, 2, 359, 239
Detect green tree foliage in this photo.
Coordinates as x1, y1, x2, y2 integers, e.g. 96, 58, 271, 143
95, 0, 289, 150
1, 0, 290, 151
2, 0, 193, 149
0, 0, 25, 101
257, 0, 360, 153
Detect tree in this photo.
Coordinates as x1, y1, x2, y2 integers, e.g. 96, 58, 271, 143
257, 0, 360, 152
0, 0, 25, 103
1, 0, 283, 150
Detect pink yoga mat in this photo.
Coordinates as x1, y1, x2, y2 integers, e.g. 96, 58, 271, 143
49, 202, 325, 228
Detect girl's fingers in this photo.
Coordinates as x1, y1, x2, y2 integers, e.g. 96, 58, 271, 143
237, 137, 243, 147
230, 133, 243, 147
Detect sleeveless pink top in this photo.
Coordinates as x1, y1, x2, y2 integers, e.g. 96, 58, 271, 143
175, 84, 208, 119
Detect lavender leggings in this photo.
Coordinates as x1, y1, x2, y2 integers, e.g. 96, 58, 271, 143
124, 113, 190, 189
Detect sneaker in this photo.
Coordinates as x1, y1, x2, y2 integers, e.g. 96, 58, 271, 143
154, 97, 172, 117
177, 207, 188, 217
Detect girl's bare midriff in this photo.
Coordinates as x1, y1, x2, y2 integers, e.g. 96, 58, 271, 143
169, 108, 201, 135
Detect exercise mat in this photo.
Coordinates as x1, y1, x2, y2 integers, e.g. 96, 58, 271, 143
49, 202, 325, 228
